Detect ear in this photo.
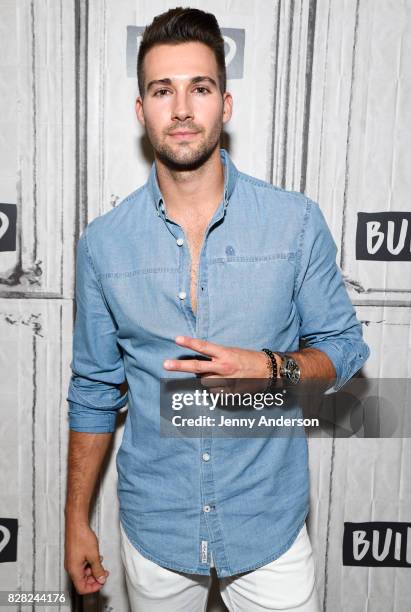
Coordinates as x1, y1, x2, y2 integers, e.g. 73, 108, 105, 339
135, 95, 145, 127
222, 92, 233, 125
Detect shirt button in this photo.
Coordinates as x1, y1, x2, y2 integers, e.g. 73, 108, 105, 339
203, 504, 211, 513
176, 238, 184, 246
202, 453, 210, 462
178, 291, 187, 300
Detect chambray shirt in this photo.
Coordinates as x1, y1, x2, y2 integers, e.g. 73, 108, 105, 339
67, 149, 370, 577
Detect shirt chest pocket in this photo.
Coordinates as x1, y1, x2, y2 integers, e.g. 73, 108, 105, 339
205, 252, 298, 344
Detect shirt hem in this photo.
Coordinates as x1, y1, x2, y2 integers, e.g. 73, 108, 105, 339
119, 514, 212, 576
119, 508, 309, 578
225, 511, 309, 576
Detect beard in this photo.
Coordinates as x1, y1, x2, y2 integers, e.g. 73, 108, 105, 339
145, 117, 223, 172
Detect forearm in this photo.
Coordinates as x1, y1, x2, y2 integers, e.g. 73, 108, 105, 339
248, 346, 336, 384
273, 347, 337, 382
65, 430, 113, 524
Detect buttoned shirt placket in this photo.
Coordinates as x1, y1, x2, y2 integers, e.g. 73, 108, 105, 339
157, 189, 232, 574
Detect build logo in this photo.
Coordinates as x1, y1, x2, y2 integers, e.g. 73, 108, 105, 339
0, 519, 18, 563
0, 204, 17, 252
343, 522, 411, 567
356, 212, 411, 261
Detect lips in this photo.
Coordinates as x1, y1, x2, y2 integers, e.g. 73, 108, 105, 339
169, 131, 199, 137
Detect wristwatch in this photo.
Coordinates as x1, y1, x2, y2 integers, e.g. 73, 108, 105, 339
275, 352, 301, 384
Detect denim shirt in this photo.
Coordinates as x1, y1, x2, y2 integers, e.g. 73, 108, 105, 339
67, 149, 370, 578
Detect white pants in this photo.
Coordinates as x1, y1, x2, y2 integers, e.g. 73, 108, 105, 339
119, 521, 321, 612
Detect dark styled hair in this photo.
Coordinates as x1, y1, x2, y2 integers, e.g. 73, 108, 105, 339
137, 7, 227, 97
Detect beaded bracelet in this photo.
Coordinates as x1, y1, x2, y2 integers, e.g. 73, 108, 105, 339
261, 348, 278, 392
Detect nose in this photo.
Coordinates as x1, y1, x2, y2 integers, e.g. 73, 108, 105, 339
171, 89, 193, 122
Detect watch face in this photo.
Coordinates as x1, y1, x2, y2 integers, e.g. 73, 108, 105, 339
285, 358, 301, 384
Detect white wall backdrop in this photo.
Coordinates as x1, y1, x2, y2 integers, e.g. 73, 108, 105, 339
0, 1, 410, 611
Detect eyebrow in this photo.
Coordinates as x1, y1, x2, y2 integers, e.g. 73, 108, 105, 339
146, 76, 218, 92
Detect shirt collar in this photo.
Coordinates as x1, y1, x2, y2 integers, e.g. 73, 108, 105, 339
148, 148, 238, 215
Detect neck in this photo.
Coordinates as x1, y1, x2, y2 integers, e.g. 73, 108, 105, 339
154, 147, 225, 223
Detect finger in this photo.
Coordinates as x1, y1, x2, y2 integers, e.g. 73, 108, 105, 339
208, 387, 232, 395
210, 384, 237, 394
85, 569, 110, 585
71, 567, 106, 595
163, 359, 220, 374
199, 377, 232, 394
174, 336, 224, 358
200, 376, 232, 387
89, 556, 109, 585
79, 576, 107, 594
75, 579, 104, 595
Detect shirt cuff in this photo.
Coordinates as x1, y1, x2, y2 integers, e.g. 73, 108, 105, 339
307, 339, 370, 393
68, 401, 118, 433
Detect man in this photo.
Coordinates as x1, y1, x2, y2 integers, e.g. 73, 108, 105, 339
64, 7, 370, 611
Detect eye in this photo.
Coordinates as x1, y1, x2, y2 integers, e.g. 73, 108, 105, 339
153, 89, 171, 97
194, 86, 210, 94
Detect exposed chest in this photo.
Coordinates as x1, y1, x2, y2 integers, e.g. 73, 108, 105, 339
184, 226, 207, 315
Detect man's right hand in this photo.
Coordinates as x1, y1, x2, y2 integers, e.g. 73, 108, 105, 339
64, 522, 110, 595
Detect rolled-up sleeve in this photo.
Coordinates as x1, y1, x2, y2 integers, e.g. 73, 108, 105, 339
294, 198, 370, 392
67, 227, 128, 432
